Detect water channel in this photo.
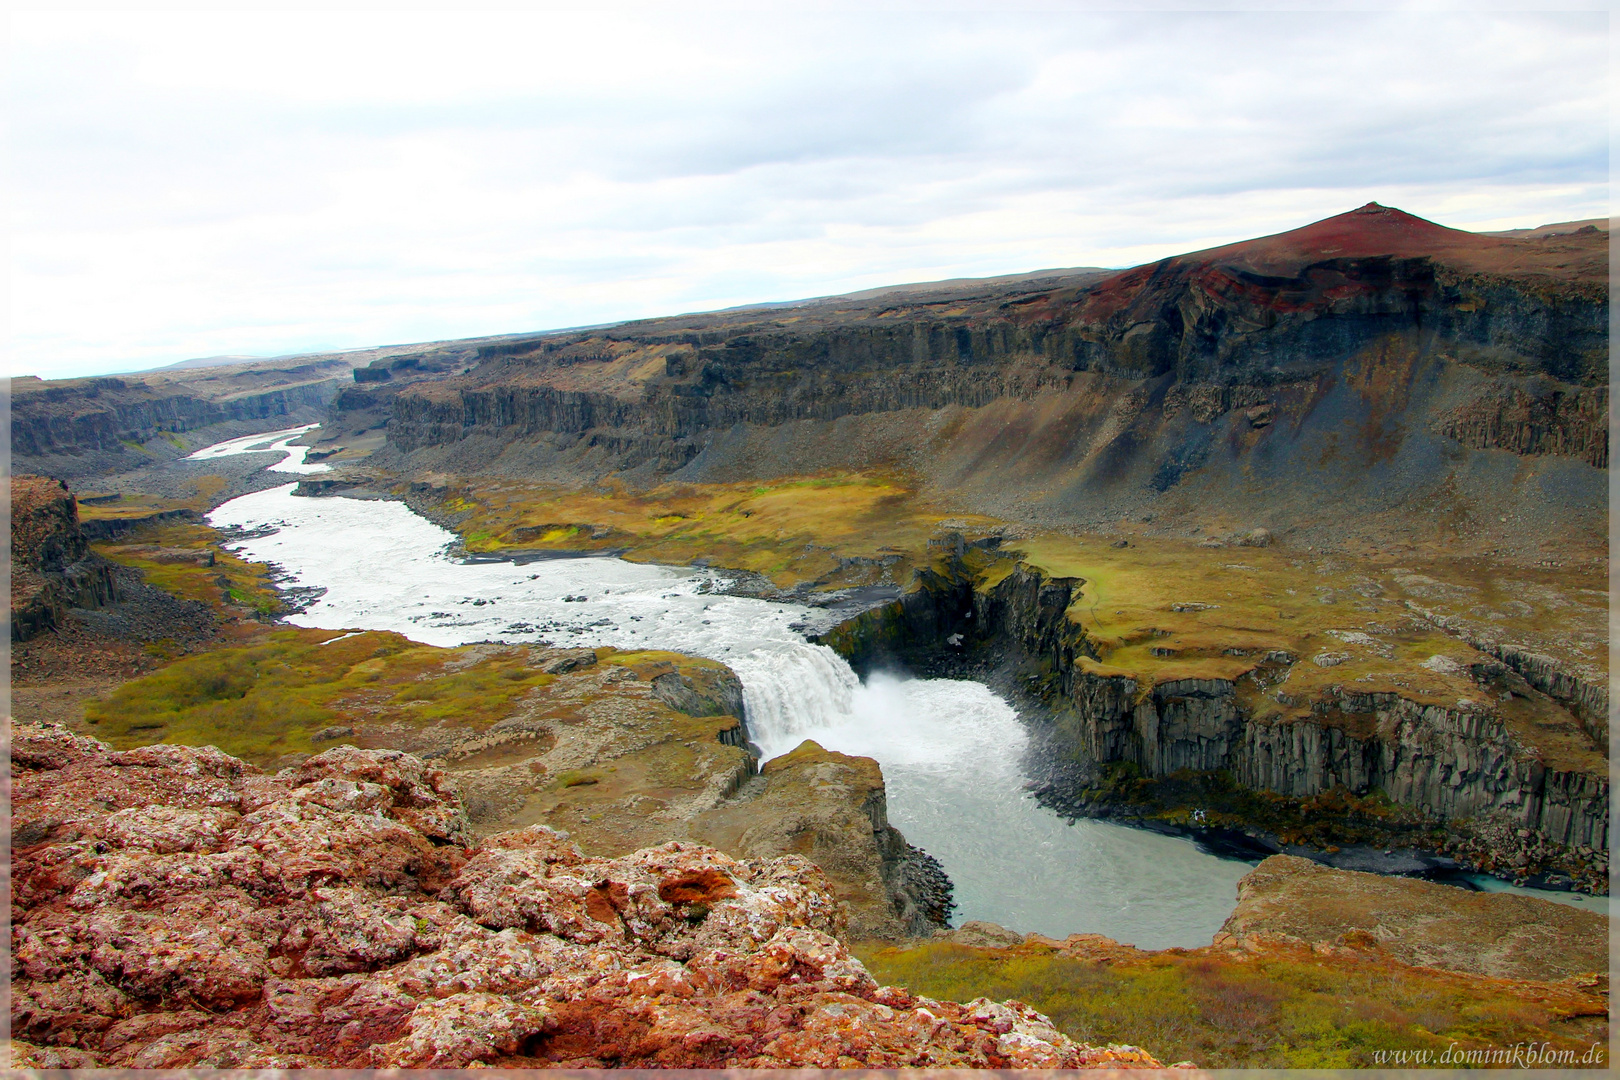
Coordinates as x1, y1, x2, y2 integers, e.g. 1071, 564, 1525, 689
193, 427, 1604, 942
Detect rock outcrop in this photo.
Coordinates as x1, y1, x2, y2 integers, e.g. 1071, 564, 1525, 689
1051, 669, 1609, 856
869, 858, 1608, 1069
1215, 855, 1606, 983
11, 373, 340, 461
59, 629, 948, 943
1438, 380, 1608, 468
817, 544, 1609, 876
690, 740, 955, 939
9, 725, 1169, 1070
10, 476, 120, 641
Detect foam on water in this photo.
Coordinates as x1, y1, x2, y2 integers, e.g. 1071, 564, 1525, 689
196, 427, 1607, 940
208, 481, 1255, 947
790, 674, 1262, 941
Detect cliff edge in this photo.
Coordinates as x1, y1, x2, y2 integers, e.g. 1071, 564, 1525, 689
9, 725, 1171, 1070
10, 475, 119, 641
1215, 854, 1606, 982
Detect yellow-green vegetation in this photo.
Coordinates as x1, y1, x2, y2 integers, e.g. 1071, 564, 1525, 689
93, 521, 282, 621
1017, 534, 1602, 693
1020, 535, 1422, 692
84, 628, 562, 766
1011, 534, 1605, 775
856, 940, 1606, 1069
81, 631, 745, 802
75, 473, 230, 518
435, 472, 998, 589
76, 496, 185, 520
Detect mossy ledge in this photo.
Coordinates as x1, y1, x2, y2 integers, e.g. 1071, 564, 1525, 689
812, 537, 1608, 894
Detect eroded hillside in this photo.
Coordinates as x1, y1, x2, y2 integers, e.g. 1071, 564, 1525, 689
361, 204, 1606, 557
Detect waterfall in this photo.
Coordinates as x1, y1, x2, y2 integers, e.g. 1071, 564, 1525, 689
203, 438, 1271, 946
726, 642, 862, 758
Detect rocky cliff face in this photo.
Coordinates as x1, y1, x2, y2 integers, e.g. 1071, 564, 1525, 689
1047, 206, 1605, 386
816, 544, 1608, 872
10, 476, 119, 641
323, 348, 477, 442
1054, 671, 1608, 853
375, 205, 1606, 548
10, 725, 1169, 1070
689, 740, 955, 939
11, 373, 340, 459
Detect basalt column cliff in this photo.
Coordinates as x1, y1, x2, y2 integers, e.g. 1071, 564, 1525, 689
343, 204, 1607, 890
373, 204, 1606, 553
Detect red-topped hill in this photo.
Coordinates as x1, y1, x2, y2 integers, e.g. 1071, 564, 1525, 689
1041, 202, 1608, 387
1144, 201, 1606, 283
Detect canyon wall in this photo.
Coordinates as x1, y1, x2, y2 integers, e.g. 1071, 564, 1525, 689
386, 283, 1606, 464
11, 376, 340, 459
374, 207, 1607, 546
10, 476, 120, 641
816, 548, 1609, 855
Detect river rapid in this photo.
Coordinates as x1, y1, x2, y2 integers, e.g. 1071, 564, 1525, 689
194, 427, 1256, 947
196, 427, 1593, 943
199, 427, 1607, 932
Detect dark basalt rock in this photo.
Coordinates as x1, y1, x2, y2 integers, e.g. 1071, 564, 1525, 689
813, 543, 1608, 889
371, 207, 1607, 549
10, 377, 340, 459
10, 476, 121, 641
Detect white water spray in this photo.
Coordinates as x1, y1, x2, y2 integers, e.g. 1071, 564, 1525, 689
184, 427, 1610, 931
205, 481, 1263, 946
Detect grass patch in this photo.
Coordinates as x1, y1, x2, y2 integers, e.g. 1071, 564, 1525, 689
94, 521, 282, 619
80, 629, 744, 778
855, 940, 1604, 1069
76, 472, 233, 520
84, 629, 560, 766
431, 472, 998, 590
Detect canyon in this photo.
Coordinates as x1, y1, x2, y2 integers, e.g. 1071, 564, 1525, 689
361, 204, 1606, 558
9, 203, 1609, 1067
819, 538, 1607, 891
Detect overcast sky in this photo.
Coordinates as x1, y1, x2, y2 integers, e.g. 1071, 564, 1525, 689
8, 5, 1609, 378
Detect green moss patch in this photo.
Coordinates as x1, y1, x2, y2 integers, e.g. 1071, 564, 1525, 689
84, 629, 558, 766
425, 472, 998, 591
857, 940, 1605, 1069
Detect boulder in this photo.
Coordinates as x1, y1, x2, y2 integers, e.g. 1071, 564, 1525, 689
938, 920, 1027, 949
1215, 855, 1607, 982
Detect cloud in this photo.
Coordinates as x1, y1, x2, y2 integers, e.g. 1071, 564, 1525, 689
8, 8, 1607, 377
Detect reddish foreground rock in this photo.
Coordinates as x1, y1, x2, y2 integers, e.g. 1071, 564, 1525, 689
9, 725, 1174, 1069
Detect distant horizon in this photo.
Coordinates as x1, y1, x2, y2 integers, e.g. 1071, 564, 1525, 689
11, 9, 1606, 380
15, 203, 1606, 383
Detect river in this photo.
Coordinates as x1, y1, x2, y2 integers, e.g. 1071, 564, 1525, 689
194, 426, 1601, 943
